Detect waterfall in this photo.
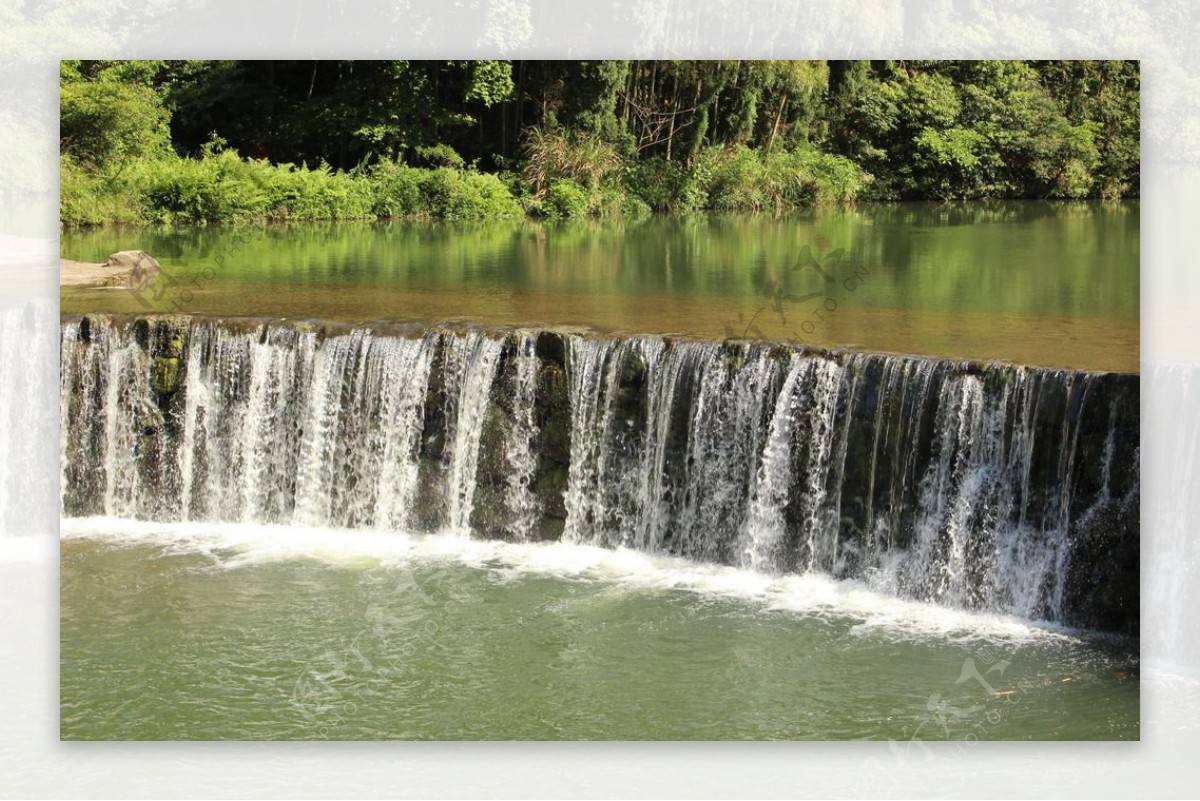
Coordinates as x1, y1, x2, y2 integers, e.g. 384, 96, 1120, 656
1144, 363, 1198, 670
0, 300, 57, 539
444, 334, 503, 534
60, 315, 1140, 633
503, 332, 541, 542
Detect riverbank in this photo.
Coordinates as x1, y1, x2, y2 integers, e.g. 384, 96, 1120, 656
62, 60, 1140, 229
61, 143, 871, 226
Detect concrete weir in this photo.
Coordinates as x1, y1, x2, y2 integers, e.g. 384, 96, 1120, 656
60, 314, 1140, 635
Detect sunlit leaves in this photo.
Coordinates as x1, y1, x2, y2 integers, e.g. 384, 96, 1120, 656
465, 61, 515, 106
60, 64, 171, 169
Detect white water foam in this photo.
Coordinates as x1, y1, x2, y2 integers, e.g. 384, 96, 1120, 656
61, 516, 1079, 644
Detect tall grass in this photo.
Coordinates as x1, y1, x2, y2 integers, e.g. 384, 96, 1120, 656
517, 127, 647, 219
139, 152, 376, 223
62, 150, 527, 226
520, 127, 623, 195
621, 145, 869, 214
62, 135, 869, 226
63, 151, 380, 225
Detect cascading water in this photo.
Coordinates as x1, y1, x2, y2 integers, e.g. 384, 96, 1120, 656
0, 299, 58, 539
59, 315, 1140, 634
1144, 363, 1200, 671
502, 332, 541, 542
741, 353, 802, 573
443, 334, 504, 534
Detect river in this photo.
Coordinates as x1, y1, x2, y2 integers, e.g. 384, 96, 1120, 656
57, 203, 1140, 740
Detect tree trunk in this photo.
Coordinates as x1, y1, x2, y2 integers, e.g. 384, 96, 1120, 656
666, 73, 680, 160
767, 93, 788, 152
514, 61, 525, 152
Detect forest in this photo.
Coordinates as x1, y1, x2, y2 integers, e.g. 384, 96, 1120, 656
60, 59, 1139, 224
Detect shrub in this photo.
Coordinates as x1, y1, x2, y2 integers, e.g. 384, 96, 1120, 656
626, 156, 689, 212
417, 168, 523, 219
61, 133, 864, 226
597, 186, 649, 218
275, 166, 374, 220
681, 145, 870, 213
141, 157, 228, 222
414, 144, 466, 170
770, 148, 871, 206
130, 150, 375, 224
370, 161, 425, 217
544, 179, 590, 218
60, 155, 147, 225
704, 146, 770, 211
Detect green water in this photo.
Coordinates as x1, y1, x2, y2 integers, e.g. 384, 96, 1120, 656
61, 202, 1139, 372
60, 532, 1139, 741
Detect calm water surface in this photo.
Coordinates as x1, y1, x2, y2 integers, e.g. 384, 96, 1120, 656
60, 522, 1139, 741
61, 202, 1139, 372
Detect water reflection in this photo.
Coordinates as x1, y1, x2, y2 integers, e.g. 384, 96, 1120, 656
61, 202, 1139, 371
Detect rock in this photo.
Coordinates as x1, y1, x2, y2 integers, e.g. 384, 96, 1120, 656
60, 250, 163, 288
112, 250, 162, 298
535, 331, 567, 367
106, 250, 161, 280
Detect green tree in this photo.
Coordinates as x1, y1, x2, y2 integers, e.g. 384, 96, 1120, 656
161, 60, 515, 170
1035, 60, 1139, 197
60, 60, 171, 169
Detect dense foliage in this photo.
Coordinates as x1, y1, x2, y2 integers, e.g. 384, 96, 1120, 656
61, 59, 1138, 224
